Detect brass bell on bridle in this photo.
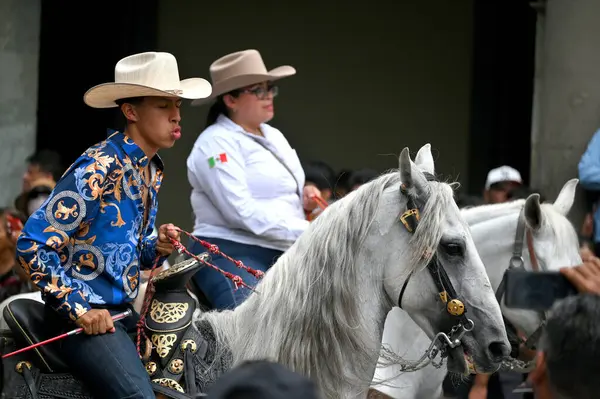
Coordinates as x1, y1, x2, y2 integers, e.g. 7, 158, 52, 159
447, 299, 465, 316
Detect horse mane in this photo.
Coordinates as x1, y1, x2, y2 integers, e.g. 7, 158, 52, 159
195, 169, 457, 398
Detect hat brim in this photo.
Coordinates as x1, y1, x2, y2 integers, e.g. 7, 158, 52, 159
84, 78, 213, 109
191, 65, 296, 107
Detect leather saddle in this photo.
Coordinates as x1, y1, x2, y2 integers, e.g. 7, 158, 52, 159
2, 255, 211, 399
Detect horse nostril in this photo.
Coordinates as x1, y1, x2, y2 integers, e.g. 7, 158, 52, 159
488, 341, 509, 360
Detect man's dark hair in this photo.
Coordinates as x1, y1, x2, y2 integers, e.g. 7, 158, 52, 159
304, 161, 336, 192
541, 294, 600, 399
26, 149, 63, 181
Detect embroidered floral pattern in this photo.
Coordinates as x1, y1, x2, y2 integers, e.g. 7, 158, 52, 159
16, 131, 166, 320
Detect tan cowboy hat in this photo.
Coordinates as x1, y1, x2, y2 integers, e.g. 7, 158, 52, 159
191, 49, 296, 106
84, 52, 213, 108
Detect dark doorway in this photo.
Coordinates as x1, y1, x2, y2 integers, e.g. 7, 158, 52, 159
467, 0, 537, 194
36, 1, 159, 166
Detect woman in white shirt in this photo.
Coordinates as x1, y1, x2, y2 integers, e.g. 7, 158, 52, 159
187, 49, 321, 310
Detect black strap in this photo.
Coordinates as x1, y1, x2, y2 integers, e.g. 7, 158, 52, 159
249, 137, 303, 199
397, 272, 413, 308
184, 349, 196, 396
427, 257, 470, 324
20, 366, 39, 399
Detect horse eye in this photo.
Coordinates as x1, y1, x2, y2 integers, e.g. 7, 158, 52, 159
441, 242, 464, 257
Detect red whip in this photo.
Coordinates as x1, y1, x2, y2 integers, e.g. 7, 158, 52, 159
3, 309, 132, 359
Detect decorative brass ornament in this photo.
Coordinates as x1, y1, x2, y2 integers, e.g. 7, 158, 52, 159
152, 378, 184, 393
447, 299, 465, 316
169, 358, 184, 374
150, 299, 189, 324
145, 361, 157, 375
439, 291, 448, 303
152, 333, 177, 358
400, 209, 420, 233
15, 361, 31, 374
181, 339, 197, 353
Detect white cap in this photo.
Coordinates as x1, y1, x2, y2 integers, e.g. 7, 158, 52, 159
485, 166, 523, 189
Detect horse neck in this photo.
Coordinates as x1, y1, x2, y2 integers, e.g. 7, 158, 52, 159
465, 208, 521, 290
201, 234, 390, 398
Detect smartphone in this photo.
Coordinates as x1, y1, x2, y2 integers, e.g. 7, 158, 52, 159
504, 269, 578, 311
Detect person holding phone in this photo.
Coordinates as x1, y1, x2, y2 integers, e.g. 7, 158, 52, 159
560, 256, 600, 295
526, 259, 600, 399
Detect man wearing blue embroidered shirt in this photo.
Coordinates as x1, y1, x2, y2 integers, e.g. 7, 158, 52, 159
16, 52, 212, 398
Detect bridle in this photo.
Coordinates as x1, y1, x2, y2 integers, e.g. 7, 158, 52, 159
396, 174, 474, 361
495, 207, 546, 356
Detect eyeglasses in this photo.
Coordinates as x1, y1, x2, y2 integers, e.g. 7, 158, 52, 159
239, 84, 279, 100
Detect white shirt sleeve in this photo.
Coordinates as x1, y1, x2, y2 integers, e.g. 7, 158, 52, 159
188, 134, 309, 242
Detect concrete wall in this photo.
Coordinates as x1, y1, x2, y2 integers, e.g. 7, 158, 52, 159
0, 0, 40, 207
530, 0, 600, 225
155, 0, 475, 231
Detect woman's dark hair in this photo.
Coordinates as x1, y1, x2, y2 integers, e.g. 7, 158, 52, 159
205, 91, 241, 128
205, 96, 228, 128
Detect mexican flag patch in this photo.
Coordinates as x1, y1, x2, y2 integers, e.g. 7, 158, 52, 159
208, 153, 228, 168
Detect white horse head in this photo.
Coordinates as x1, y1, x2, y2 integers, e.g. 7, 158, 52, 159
396, 145, 510, 373
466, 180, 581, 341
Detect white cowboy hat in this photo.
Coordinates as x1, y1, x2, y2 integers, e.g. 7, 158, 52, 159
84, 52, 213, 109
191, 49, 295, 106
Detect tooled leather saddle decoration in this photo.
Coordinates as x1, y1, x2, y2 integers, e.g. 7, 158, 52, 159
142, 255, 210, 397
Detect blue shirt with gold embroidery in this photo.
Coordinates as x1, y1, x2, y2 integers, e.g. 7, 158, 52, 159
16, 131, 167, 321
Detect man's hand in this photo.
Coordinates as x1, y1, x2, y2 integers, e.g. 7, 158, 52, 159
303, 184, 322, 211
75, 309, 115, 335
156, 223, 181, 257
560, 257, 600, 295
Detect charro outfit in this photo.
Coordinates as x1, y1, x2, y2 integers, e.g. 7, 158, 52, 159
16, 131, 165, 398
15, 51, 212, 399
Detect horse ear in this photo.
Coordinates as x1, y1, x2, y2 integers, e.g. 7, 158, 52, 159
399, 147, 428, 197
399, 148, 413, 188
524, 193, 543, 231
553, 178, 578, 216
415, 143, 435, 175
